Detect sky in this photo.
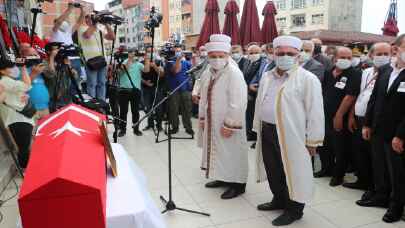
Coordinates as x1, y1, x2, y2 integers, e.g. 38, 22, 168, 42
90, 0, 404, 35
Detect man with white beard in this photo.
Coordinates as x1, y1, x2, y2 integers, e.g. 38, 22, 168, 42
198, 34, 249, 200
254, 36, 324, 226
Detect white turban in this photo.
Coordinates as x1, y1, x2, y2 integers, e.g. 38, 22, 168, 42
273, 35, 303, 50
205, 34, 232, 53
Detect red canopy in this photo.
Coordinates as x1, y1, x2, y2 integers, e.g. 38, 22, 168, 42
261, 1, 278, 44
383, 18, 399, 37
196, 0, 221, 48
222, 0, 240, 45
239, 0, 262, 47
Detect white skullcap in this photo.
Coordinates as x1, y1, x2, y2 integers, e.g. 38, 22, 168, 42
205, 34, 232, 53
273, 35, 303, 50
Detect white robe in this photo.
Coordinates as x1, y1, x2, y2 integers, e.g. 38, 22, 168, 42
199, 60, 249, 183
253, 66, 325, 203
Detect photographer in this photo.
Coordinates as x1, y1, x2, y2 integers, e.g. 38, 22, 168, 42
142, 46, 164, 131
43, 43, 78, 112
118, 49, 150, 137
78, 13, 115, 101
50, 2, 85, 75
165, 44, 194, 135
0, 59, 34, 169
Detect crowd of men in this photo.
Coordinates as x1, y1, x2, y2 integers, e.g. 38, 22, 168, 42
0, 3, 404, 227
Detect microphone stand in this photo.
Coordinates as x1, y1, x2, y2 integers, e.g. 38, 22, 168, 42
132, 77, 209, 217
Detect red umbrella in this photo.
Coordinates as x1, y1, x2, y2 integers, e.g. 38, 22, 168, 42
261, 1, 278, 43
239, 0, 262, 47
196, 0, 221, 48
222, 0, 240, 45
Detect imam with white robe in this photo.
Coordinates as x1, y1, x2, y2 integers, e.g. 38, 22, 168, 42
254, 66, 325, 203
199, 59, 249, 184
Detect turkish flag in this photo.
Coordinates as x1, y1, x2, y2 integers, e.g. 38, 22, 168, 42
19, 104, 108, 228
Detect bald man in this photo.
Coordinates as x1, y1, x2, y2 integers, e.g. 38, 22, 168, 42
316, 47, 362, 187
299, 40, 325, 81
348, 42, 392, 205
231, 45, 249, 72
311, 38, 333, 71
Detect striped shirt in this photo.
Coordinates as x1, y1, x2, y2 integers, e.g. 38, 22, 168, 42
78, 26, 103, 60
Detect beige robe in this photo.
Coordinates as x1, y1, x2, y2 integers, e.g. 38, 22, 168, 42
199, 60, 249, 183
253, 66, 325, 203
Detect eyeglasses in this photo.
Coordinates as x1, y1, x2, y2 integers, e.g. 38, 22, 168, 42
275, 52, 298, 57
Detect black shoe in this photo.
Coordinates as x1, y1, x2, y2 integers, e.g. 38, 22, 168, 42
118, 130, 126, 137
272, 212, 303, 226
329, 177, 344, 187
185, 129, 195, 136
133, 129, 143, 136
205, 181, 228, 188
314, 169, 333, 178
257, 201, 285, 211
250, 142, 256, 149
143, 125, 153, 131
167, 128, 179, 135
342, 181, 368, 190
220, 187, 245, 200
356, 197, 389, 208
360, 191, 375, 201
383, 206, 404, 223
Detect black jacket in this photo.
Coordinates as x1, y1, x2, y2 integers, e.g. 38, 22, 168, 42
365, 64, 405, 141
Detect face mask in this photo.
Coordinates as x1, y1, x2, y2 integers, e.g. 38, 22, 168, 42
249, 54, 261, 62
11, 67, 20, 78
232, 53, 241, 60
391, 57, 397, 64
275, 56, 297, 71
267, 54, 274, 61
59, 21, 70, 32
373, 56, 391, 68
209, 58, 228, 71
336, 59, 352, 70
299, 51, 311, 63
200, 51, 208, 57
351, 57, 361, 67
261, 53, 267, 58
401, 52, 405, 63
360, 55, 367, 62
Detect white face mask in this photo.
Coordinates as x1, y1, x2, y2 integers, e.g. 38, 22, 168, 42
249, 54, 261, 62
360, 54, 367, 62
275, 56, 297, 71
336, 59, 352, 70
9, 67, 20, 78
373, 56, 391, 68
267, 54, 274, 62
299, 51, 311, 63
400, 51, 405, 63
232, 53, 241, 60
351, 57, 361, 67
209, 58, 228, 71
59, 21, 70, 33
200, 51, 208, 57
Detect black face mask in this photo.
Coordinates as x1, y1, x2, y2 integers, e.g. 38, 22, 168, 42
314, 44, 322, 55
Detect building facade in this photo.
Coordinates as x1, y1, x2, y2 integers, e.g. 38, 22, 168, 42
274, 0, 363, 34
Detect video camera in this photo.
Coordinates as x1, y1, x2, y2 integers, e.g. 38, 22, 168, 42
90, 11, 125, 26
15, 56, 43, 68
160, 43, 176, 59
145, 7, 163, 31
68, 2, 82, 8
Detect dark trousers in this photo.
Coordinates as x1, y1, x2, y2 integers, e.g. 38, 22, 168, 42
352, 117, 373, 188
246, 97, 257, 141
143, 87, 163, 128
261, 122, 305, 216
318, 131, 335, 173
9, 122, 33, 169
384, 142, 405, 206
108, 85, 120, 117
168, 91, 192, 131
332, 128, 352, 179
371, 132, 390, 199
118, 88, 141, 131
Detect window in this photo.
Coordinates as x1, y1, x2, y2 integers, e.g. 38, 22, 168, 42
312, 14, 324, 24
133, 37, 136, 42
276, 17, 287, 28
132, 27, 136, 33
292, 0, 306, 9
312, 0, 323, 6
276, 0, 286, 10
128, 38, 131, 43
119, 37, 125, 43
292, 14, 306, 27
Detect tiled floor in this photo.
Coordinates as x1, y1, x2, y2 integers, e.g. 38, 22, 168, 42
1, 119, 405, 228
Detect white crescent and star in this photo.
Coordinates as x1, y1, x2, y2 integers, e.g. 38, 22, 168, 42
49, 121, 88, 138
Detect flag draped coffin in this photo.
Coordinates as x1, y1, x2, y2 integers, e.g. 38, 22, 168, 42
18, 104, 107, 228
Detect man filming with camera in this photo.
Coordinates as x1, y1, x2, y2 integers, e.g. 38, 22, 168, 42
78, 12, 115, 101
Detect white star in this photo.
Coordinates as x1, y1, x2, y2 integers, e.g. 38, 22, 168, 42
50, 121, 88, 138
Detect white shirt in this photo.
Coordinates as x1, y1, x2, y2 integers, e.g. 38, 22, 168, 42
355, 67, 377, 117
50, 27, 74, 46
261, 70, 289, 124
387, 64, 405, 91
